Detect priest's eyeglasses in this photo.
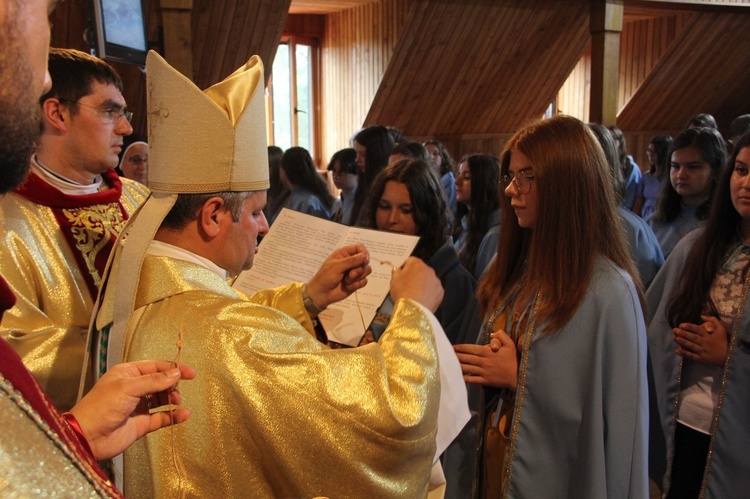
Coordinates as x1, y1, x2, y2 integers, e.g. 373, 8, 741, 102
500, 170, 535, 194
59, 99, 133, 124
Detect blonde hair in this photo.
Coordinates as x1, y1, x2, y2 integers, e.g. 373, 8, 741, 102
478, 115, 643, 331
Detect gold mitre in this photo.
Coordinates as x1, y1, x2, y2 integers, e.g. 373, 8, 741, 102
146, 50, 269, 193
95, 52, 271, 370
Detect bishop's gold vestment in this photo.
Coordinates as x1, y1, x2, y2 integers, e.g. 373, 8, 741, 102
97, 255, 440, 498
0, 172, 148, 411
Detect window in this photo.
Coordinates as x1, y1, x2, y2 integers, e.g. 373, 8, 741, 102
266, 37, 318, 160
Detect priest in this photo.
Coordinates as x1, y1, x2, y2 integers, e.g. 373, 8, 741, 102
93, 50, 447, 497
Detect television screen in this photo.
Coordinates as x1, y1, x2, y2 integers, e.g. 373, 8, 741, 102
92, 0, 148, 65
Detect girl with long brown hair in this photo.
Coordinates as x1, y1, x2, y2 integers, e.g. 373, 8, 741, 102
647, 132, 750, 498
451, 115, 648, 497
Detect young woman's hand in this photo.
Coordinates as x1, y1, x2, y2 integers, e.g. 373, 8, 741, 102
672, 315, 729, 366
454, 330, 518, 389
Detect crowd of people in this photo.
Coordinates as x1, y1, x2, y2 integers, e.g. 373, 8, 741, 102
2, 1, 750, 498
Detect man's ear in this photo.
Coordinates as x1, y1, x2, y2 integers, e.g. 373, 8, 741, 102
199, 196, 228, 238
40, 98, 68, 133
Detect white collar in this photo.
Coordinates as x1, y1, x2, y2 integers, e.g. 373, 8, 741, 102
146, 240, 228, 280
31, 156, 103, 195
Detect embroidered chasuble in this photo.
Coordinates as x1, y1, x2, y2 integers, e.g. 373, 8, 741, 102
96, 255, 440, 498
0, 170, 148, 411
0, 277, 120, 497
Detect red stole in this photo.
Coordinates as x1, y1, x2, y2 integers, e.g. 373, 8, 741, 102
0, 274, 16, 316
14, 170, 130, 298
1, 275, 119, 496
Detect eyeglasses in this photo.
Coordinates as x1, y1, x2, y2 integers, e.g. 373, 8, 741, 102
59, 99, 133, 124
500, 170, 535, 194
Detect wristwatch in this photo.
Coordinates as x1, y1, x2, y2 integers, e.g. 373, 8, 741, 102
302, 285, 326, 317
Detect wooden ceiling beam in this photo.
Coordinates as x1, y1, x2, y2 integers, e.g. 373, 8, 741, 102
589, 0, 624, 126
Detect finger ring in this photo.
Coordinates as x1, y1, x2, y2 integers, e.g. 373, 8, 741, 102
144, 394, 153, 410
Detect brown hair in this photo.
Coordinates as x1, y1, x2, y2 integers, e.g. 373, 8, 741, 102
667, 132, 750, 326
362, 159, 450, 261
478, 115, 643, 331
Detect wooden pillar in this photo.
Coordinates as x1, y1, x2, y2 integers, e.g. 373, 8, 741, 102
160, 0, 194, 80
589, 0, 623, 126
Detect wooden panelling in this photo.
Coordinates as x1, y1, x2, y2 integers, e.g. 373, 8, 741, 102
290, 0, 379, 14
617, 12, 691, 110
284, 14, 326, 38
366, 0, 589, 135
191, 0, 291, 89
319, 0, 413, 160
557, 9, 689, 123
617, 10, 750, 131
557, 46, 592, 121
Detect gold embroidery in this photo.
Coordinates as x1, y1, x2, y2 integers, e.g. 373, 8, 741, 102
62, 203, 127, 288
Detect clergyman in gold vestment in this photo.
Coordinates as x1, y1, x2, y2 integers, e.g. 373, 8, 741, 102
0, 49, 148, 411
91, 51, 445, 497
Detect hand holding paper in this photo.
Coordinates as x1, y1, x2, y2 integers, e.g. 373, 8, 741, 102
391, 257, 444, 312
306, 243, 372, 310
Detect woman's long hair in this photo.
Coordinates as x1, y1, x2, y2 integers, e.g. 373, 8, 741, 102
424, 139, 456, 176
667, 132, 750, 326
478, 115, 642, 331
266, 145, 288, 217
588, 124, 625, 203
452, 154, 501, 272
281, 147, 335, 209
327, 148, 359, 176
350, 125, 394, 225
362, 159, 450, 261
650, 135, 673, 179
651, 127, 726, 223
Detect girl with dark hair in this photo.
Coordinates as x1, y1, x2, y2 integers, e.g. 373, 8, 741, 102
326, 148, 359, 225
270, 146, 334, 224
389, 140, 429, 163
264, 145, 288, 222
361, 159, 475, 344
452, 154, 501, 279
633, 135, 672, 218
350, 125, 394, 226
424, 139, 457, 212
648, 127, 727, 258
686, 112, 718, 130
607, 125, 642, 210
646, 132, 750, 498
449, 116, 647, 497
588, 123, 664, 287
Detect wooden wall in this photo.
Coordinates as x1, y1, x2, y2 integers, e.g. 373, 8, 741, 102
556, 10, 692, 168
617, 12, 692, 111
556, 46, 592, 121
320, 0, 590, 163
320, 0, 413, 160
191, 0, 290, 90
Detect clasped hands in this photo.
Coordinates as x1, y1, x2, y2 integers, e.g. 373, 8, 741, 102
672, 314, 729, 366
454, 329, 519, 390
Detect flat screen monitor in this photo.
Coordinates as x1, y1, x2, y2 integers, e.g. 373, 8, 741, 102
91, 0, 148, 65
